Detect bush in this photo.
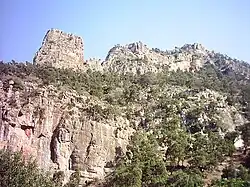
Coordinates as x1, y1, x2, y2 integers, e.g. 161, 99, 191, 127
111, 132, 169, 187
0, 150, 55, 187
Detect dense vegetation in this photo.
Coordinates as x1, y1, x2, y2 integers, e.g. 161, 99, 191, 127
0, 150, 82, 187
0, 150, 54, 187
0, 150, 80, 187
1, 60, 250, 186
0, 60, 248, 100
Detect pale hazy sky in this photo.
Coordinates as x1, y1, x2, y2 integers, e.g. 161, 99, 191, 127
1, 0, 250, 62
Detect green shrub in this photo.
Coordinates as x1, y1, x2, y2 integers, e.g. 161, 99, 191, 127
0, 150, 55, 187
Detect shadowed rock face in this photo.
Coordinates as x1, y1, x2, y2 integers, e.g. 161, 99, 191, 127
33, 29, 84, 70
0, 80, 134, 183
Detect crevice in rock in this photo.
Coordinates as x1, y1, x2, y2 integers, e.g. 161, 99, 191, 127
69, 154, 73, 170
50, 125, 60, 164
105, 161, 114, 168
18, 111, 23, 117
10, 123, 16, 127
84, 133, 93, 164
50, 117, 70, 168
38, 133, 46, 138
2, 110, 9, 121
3, 124, 9, 140
69, 149, 81, 171
90, 122, 94, 131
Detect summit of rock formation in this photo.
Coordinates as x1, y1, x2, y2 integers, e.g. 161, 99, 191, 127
104, 41, 250, 78
33, 29, 250, 79
33, 29, 84, 70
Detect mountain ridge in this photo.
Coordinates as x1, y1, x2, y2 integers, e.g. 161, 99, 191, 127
32, 29, 250, 81
103, 41, 250, 77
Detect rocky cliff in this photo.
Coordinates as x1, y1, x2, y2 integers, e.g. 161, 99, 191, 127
0, 68, 247, 184
0, 79, 134, 185
33, 29, 85, 70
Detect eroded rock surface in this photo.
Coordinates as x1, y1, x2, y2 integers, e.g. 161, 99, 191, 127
104, 41, 250, 77
33, 29, 84, 70
0, 80, 134, 184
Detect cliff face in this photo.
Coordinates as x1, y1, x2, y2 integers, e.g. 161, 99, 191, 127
0, 79, 134, 184
0, 75, 246, 184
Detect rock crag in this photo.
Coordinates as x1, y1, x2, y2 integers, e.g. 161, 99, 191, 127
33, 29, 84, 70
104, 41, 250, 77
33, 29, 250, 79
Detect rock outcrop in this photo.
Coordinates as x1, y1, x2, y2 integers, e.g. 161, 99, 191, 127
104, 41, 250, 78
103, 41, 207, 74
33, 29, 84, 70
33, 29, 250, 79
0, 80, 134, 184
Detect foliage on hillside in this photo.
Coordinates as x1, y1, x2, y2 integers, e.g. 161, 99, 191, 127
210, 164, 250, 187
0, 61, 249, 113
106, 115, 237, 186
0, 150, 55, 187
0, 150, 82, 187
0, 60, 247, 100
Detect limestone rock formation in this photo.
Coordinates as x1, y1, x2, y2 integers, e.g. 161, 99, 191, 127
104, 41, 250, 78
102, 41, 209, 74
33, 29, 250, 79
33, 29, 84, 70
0, 80, 134, 184
0, 75, 247, 185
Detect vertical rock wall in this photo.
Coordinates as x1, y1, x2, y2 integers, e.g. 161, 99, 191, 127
0, 81, 134, 184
